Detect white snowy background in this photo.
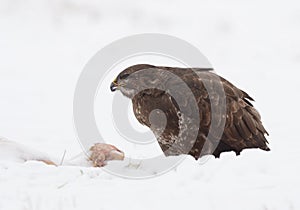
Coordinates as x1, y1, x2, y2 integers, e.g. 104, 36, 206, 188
0, 0, 300, 209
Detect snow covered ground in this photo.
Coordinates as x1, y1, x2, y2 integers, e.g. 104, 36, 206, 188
1, 0, 300, 209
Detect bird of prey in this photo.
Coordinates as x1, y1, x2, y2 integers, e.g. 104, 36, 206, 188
110, 64, 270, 159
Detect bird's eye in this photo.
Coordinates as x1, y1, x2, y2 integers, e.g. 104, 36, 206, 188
119, 73, 130, 79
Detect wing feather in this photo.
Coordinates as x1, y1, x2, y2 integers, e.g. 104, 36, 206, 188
128, 65, 270, 158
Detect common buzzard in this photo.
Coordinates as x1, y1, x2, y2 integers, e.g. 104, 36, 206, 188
110, 64, 270, 159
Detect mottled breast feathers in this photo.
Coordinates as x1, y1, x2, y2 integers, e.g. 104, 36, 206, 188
112, 64, 270, 159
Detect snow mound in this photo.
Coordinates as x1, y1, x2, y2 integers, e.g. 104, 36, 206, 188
0, 137, 54, 166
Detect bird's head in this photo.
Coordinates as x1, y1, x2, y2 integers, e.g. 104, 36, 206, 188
110, 64, 157, 98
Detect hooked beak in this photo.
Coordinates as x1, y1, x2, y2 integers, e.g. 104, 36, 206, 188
110, 79, 118, 92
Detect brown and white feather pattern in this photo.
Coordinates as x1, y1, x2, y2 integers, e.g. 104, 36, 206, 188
111, 64, 270, 159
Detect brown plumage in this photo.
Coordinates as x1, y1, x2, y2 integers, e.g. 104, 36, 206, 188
110, 64, 270, 159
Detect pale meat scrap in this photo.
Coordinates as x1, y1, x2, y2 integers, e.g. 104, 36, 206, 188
89, 143, 125, 167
